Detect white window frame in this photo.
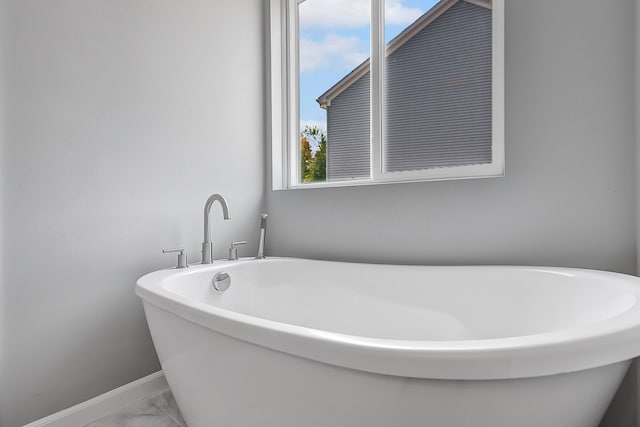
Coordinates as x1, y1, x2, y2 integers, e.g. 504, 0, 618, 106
269, 0, 504, 190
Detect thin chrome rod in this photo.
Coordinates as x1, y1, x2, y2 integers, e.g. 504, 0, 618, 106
256, 214, 268, 259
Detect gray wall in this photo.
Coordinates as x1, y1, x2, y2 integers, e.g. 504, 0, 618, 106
637, 0, 640, 283
637, 0, 640, 424
0, 0, 6, 423
0, 0, 265, 425
268, 0, 637, 275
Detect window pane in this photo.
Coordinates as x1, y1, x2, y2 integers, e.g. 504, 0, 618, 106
384, 0, 493, 172
298, 0, 371, 183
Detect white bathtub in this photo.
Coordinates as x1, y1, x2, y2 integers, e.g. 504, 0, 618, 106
136, 258, 640, 427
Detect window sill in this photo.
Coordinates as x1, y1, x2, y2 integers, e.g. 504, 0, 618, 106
276, 168, 505, 191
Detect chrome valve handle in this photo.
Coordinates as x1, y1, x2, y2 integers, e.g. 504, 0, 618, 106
228, 241, 247, 261
162, 248, 188, 269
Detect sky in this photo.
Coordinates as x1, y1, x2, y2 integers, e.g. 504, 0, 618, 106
298, 0, 440, 138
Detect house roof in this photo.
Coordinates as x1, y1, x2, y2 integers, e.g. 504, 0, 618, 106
315, 0, 491, 109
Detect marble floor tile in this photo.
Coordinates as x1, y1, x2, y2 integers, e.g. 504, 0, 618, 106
148, 390, 187, 427
85, 395, 182, 427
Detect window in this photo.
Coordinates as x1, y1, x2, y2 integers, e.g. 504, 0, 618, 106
269, 0, 504, 190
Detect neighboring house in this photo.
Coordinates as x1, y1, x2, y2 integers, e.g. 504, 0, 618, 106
316, 0, 492, 181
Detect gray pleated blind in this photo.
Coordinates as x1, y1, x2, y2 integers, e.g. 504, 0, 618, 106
326, 73, 371, 181
384, 1, 492, 172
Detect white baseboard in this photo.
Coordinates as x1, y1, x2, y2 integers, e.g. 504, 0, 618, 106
23, 371, 168, 427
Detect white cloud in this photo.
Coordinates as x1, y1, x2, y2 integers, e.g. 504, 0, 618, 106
299, 0, 423, 29
299, 0, 369, 29
299, 34, 368, 72
386, 0, 425, 25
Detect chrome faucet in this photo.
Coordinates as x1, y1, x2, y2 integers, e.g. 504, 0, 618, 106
202, 194, 231, 264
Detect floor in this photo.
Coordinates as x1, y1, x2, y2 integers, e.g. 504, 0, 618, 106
85, 390, 187, 427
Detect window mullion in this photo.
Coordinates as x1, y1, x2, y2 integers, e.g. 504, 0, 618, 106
287, 0, 300, 187
371, 0, 384, 179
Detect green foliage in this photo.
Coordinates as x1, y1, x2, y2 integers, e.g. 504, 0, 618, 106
301, 135, 313, 182
300, 125, 327, 183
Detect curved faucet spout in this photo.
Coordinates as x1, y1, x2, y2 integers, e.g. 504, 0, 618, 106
204, 194, 231, 240
202, 193, 231, 264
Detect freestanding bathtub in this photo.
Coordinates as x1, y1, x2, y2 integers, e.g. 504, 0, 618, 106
136, 258, 640, 427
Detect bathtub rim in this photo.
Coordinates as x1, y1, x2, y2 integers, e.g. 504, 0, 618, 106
136, 257, 640, 380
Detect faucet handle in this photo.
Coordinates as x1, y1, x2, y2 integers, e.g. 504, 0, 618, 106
162, 248, 188, 269
228, 241, 247, 261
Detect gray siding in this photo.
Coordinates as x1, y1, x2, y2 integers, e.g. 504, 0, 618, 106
385, 1, 492, 171
327, 72, 371, 181
325, 0, 492, 177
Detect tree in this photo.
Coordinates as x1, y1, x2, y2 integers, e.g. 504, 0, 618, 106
300, 125, 327, 183
300, 135, 314, 182
312, 130, 326, 181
